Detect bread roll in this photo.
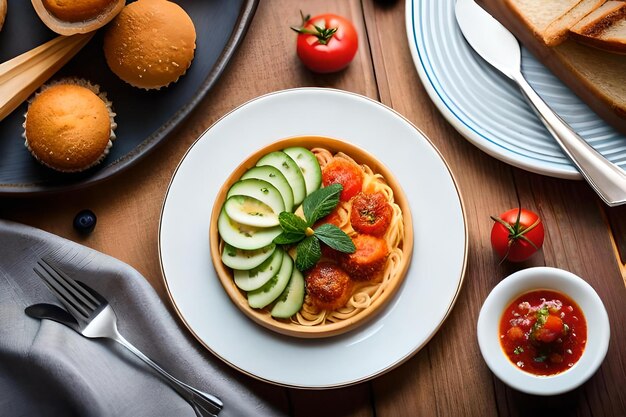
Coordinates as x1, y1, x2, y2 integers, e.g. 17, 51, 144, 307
103, 0, 197, 90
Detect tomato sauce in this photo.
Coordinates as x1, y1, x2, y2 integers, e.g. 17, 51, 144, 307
499, 290, 587, 376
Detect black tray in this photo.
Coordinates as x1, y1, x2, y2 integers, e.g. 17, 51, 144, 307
0, 0, 258, 195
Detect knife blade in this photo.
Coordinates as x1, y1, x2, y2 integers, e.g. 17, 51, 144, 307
454, 0, 626, 207
455, 0, 521, 79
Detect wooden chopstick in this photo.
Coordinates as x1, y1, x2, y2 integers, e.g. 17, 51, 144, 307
0, 32, 94, 121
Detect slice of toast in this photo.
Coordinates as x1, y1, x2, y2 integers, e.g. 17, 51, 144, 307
504, 0, 582, 40
570, 1, 626, 53
505, 0, 605, 45
489, 0, 626, 133
553, 41, 626, 118
543, 0, 607, 45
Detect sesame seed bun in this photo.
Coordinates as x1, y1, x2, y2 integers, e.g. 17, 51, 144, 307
103, 0, 197, 90
23, 79, 116, 173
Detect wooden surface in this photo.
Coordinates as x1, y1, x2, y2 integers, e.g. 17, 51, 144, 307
2, 0, 626, 415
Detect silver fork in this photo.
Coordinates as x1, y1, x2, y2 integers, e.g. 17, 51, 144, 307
33, 258, 223, 417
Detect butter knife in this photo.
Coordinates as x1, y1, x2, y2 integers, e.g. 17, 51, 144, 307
455, 0, 626, 207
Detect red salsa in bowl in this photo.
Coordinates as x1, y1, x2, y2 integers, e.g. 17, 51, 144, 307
500, 289, 587, 376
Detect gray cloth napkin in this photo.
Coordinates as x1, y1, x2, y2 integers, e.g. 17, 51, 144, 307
0, 219, 286, 417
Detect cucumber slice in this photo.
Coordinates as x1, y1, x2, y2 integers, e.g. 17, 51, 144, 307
226, 179, 285, 215
241, 165, 295, 212
217, 208, 281, 250
271, 268, 305, 319
283, 147, 322, 196
234, 247, 284, 291
247, 253, 293, 309
256, 151, 306, 207
224, 195, 278, 228
221, 243, 275, 271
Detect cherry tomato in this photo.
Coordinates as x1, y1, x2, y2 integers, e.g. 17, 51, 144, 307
321, 158, 363, 201
350, 192, 393, 236
292, 12, 358, 73
533, 315, 565, 343
490, 208, 544, 262
506, 326, 524, 341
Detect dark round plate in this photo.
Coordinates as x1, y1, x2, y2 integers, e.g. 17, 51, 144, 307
0, 0, 258, 195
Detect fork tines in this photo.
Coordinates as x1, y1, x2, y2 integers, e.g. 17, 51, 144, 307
34, 259, 99, 321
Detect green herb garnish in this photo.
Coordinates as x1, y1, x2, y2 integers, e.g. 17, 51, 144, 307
273, 184, 356, 271
303, 183, 343, 224
530, 306, 549, 340
296, 236, 322, 271
278, 212, 309, 237
513, 346, 524, 355
314, 223, 355, 252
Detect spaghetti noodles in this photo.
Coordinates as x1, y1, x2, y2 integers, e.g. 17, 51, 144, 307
293, 148, 405, 326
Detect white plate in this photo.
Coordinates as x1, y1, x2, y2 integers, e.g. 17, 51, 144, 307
406, 0, 626, 180
158, 88, 468, 388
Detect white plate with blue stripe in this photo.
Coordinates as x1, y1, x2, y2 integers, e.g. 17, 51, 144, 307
406, 0, 626, 179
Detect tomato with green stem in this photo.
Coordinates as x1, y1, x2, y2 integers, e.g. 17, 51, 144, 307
291, 12, 358, 73
490, 208, 544, 262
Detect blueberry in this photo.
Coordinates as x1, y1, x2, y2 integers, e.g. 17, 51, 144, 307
73, 209, 97, 234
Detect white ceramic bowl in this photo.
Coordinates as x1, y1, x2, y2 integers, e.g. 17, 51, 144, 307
477, 267, 610, 396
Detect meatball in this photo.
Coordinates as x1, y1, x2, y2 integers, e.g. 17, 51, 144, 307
350, 192, 393, 236
340, 234, 389, 281
306, 262, 354, 311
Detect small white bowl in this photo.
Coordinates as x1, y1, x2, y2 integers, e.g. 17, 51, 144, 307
477, 267, 610, 396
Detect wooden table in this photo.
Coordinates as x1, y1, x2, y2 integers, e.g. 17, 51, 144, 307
2, 1, 625, 415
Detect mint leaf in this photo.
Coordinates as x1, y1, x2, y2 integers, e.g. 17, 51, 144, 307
303, 183, 342, 225
314, 224, 355, 253
274, 212, 308, 244
274, 231, 305, 245
295, 236, 321, 271
278, 212, 308, 234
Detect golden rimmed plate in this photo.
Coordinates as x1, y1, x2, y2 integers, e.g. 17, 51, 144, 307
159, 88, 467, 388
209, 135, 414, 338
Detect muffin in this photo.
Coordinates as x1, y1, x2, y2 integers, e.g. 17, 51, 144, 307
31, 0, 125, 35
103, 0, 197, 90
23, 79, 117, 173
